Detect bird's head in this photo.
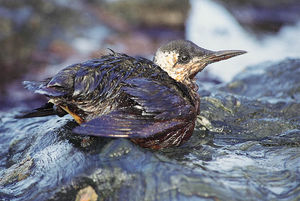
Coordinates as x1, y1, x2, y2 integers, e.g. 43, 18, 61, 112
153, 40, 246, 85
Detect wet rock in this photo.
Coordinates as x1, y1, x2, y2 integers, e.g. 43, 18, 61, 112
0, 58, 299, 200
220, 59, 300, 100
198, 59, 300, 142
0, 156, 33, 186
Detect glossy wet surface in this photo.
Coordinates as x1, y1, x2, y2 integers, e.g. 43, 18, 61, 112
1, 59, 299, 201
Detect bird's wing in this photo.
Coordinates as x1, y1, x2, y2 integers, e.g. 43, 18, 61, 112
23, 57, 132, 99
23, 63, 82, 97
73, 77, 195, 138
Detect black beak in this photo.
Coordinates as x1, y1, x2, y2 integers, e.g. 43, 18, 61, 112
205, 50, 247, 64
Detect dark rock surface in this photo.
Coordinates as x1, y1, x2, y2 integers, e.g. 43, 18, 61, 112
1, 59, 300, 201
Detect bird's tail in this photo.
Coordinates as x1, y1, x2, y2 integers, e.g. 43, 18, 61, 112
16, 102, 66, 119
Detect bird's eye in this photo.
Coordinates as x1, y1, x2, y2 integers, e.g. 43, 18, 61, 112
179, 54, 190, 63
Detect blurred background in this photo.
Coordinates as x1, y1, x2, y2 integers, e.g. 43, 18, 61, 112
0, 0, 300, 110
